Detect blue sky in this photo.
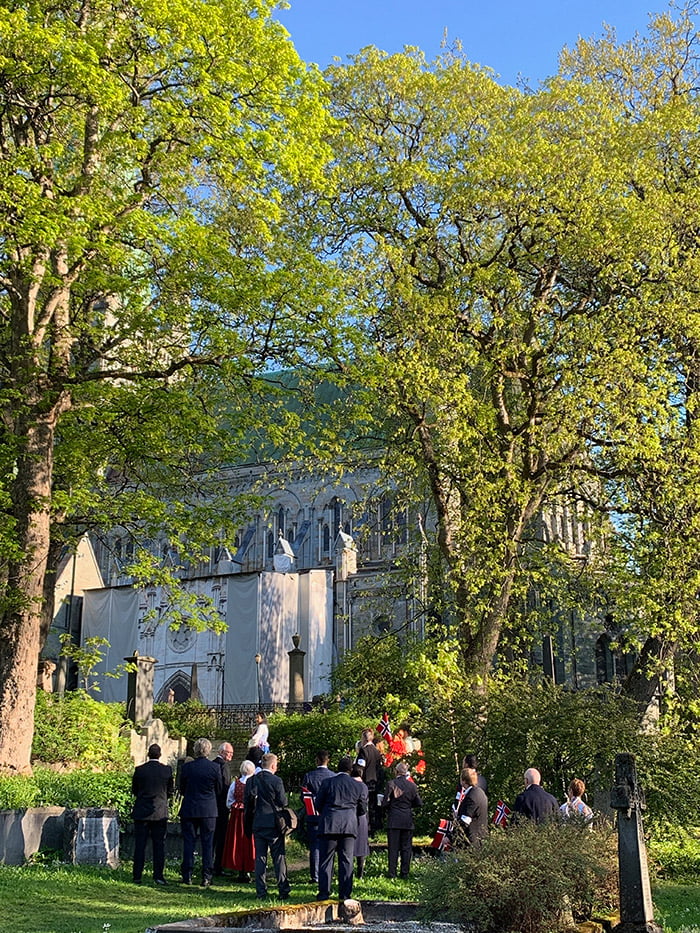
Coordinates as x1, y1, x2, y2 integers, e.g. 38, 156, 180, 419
275, 1, 666, 85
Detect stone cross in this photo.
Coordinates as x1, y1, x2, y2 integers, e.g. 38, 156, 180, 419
610, 753, 661, 933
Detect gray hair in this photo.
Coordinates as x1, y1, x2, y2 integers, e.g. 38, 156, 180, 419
193, 737, 212, 758
240, 759, 255, 777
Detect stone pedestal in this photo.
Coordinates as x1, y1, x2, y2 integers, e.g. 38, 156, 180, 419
125, 652, 157, 726
288, 634, 306, 704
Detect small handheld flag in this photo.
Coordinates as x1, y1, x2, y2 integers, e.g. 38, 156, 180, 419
377, 712, 392, 740
301, 786, 317, 817
430, 818, 453, 851
492, 800, 511, 827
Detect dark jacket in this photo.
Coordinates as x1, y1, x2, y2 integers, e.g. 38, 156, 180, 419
316, 772, 368, 837
131, 759, 174, 821
301, 765, 336, 823
513, 783, 559, 824
356, 742, 382, 785
382, 775, 422, 830
455, 785, 489, 845
213, 755, 232, 817
244, 768, 288, 836
179, 756, 224, 820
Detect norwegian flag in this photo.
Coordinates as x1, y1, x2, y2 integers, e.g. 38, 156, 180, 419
430, 818, 453, 851
301, 785, 317, 817
377, 712, 392, 740
492, 800, 511, 827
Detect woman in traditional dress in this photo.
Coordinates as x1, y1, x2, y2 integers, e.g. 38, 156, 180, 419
222, 759, 256, 880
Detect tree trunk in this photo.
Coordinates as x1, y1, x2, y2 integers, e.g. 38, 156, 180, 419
621, 635, 676, 719
0, 414, 57, 773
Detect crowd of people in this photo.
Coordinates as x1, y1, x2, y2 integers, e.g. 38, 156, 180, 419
129, 716, 593, 899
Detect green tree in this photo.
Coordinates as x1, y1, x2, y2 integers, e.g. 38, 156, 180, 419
312, 11, 700, 686
0, 0, 331, 773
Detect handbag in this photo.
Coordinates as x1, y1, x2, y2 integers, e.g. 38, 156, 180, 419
275, 806, 298, 836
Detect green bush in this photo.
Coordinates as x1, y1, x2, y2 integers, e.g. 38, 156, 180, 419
0, 768, 133, 822
648, 826, 700, 883
32, 691, 130, 769
420, 821, 618, 933
152, 699, 217, 743
268, 710, 367, 788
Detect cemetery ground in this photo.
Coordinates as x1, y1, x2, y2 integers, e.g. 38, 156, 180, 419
1, 840, 699, 933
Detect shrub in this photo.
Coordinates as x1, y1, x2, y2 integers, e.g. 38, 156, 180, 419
0, 768, 133, 822
420, 821, 618, 933
152, 699, 217, 743
648, 825, 700, 883
32, 691, 130, 769
268, 710, 367, 788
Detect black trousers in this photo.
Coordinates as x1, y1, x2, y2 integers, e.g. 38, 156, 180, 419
387, 827, 413, 878
318, 833, 355, 900
307, 819, 322, 883
181, 816, 216, 883
213, 811, 228, 873
253, 831, 290, 898
133, 818, 167, 882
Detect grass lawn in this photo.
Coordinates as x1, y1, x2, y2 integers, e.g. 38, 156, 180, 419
653, 882, 700, 933
3, 848, 697, 933
0, 849, 421, 933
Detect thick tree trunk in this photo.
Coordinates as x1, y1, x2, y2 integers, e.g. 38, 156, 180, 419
0, 415, 56, 773
621, 635, 676, 718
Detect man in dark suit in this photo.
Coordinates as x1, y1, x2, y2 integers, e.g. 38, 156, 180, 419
513, 767, 559, 824
131, 743, 174, 885
382, 761, 422, 879
212, 741, 234, 875
316, 755, 368, 901
301, 750, 336, 884
355, 729, 382, 837
244, 752, 291, 900
454, 767, 489, 846
179, 737, 224, 887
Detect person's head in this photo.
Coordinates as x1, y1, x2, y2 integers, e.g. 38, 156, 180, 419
256, 712, 267, 725
350, 763, 364, 779
218, 742, 234, 761
373, 737, 387, 753
147, 743, 161, 760
460, 767, 478, 788
261, 752, 277, 772
463, 753, 479, 771
568, 778, 586, 799
337, 755, 353, 774
246, 746, 263, 767
316, 750, 330, 766
193, 737, 212, 759
240, 759, 255, 778
395, 761, 409, 777
397, 723, 411, 738
362, 728, 374, 743
524, 767, 541, 787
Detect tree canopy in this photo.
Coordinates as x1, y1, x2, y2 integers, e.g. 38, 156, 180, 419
0, 0, 331, 773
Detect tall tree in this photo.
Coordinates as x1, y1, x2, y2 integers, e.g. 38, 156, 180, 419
0, 0, 330, 773
315, 38, 690, 683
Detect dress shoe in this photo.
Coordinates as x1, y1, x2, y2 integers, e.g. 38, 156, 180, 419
133, 878, 142, 885
181, 876, 192, 885
201, 878, 212, 888
154, 879, 168, 886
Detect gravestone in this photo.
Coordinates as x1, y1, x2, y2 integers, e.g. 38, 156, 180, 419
610, 753, 661, 933
63, 808, 119, 868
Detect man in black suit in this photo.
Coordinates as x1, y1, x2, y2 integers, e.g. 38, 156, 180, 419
301, 750, 336, 884
382, 762, 422, 879
454, 767, 489, 846
513, 767, 559, 824
316, 755, 368, 901
356, 729, 382, 837
212, 741, 234, 875
131, 743, 174, 885
244, 752, 291, 900
179, 737, 224, 887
